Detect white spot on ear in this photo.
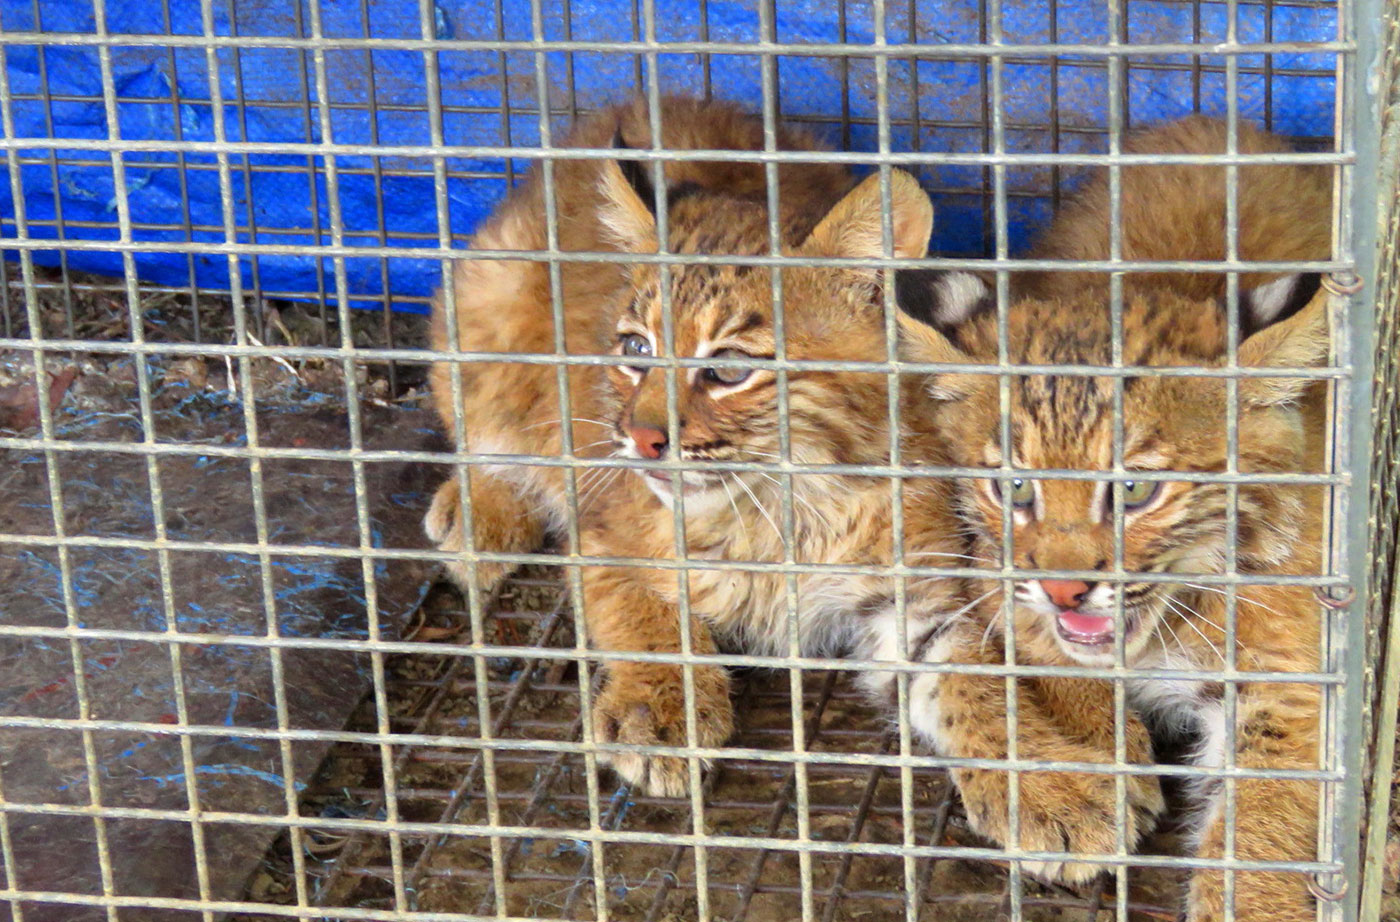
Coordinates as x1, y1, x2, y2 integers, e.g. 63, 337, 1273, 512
1243, 274, 1301, 327
935, 272, 989, 326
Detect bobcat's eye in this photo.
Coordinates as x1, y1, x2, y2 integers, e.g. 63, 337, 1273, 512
703, 349, 755, 386
992, 477, 1036, 510
620, 333, 653, 363
1119, 479, 1161, 510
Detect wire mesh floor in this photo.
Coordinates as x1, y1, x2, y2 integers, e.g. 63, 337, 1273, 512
234, 570, 1188, 922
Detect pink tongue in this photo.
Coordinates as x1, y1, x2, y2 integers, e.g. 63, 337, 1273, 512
1058, 611, 1114, 637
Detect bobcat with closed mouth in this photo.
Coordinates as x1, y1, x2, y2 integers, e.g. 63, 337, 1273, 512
425, 96, 970, 796
897, 115, 1333, 921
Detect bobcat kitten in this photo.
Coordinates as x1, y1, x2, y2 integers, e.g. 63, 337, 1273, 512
425, 97, 968, 796
898, 116, 1332, 922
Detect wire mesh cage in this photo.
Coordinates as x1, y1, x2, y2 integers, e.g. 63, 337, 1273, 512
1360, 1, 1400, 918
0, 1, 1391, 922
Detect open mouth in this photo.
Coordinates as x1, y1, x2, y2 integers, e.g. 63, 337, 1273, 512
1055, 610, 1114, 646
1054, 610, 1138, 647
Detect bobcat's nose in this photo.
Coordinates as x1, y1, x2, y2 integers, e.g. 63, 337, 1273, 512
628, 424, 668, 460
1039, 579, 1095, 611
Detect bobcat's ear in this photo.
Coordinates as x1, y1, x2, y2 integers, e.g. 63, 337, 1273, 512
1235, 273, 1329, 406
598, 130, 660, 253
895, 270, 992, 337
895, 270, 991, 400
1237, 272, 1324, 339
802, 169, 933, 261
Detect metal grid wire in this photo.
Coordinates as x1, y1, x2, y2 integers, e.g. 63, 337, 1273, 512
230, 572, 1181, 921
1360, 1, 1400, 916
0, 0, 1387, 920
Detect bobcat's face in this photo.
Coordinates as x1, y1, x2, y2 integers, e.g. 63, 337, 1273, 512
951, 367, 1304, 667
596, 159, 934, 513
896, 271, 1327, 666
605, 259, 890, 510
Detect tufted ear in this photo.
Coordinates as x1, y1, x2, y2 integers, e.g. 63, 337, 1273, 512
597, 130, 660, 253
1235, 273, 1330, 406
802, 169, 933, 261
894, 270, 992, 400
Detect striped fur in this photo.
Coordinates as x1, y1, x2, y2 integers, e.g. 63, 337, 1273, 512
424, 97, 969, 798
899, 117, 1332, 921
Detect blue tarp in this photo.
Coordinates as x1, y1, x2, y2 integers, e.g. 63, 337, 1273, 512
0, 0, 1338, 312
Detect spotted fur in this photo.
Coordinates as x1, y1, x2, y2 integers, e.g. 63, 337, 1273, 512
424, 97, 968, 797
898, 116, 1332, 921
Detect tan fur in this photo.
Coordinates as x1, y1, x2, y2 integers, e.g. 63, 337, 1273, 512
425, 96, 852, 590
1024, 114, 1332, 300
426, 97, 967, 797
900, 117, 1332, 920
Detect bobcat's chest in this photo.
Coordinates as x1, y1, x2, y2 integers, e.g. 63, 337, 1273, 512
680, 566, 888, 658
663, 486, 893, 657
1126, 649, 1228, 770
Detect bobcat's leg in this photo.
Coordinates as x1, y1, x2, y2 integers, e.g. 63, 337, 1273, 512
1186, 683, 1319, 922
424, 470, 547, 597
581, 562, 734, 798
918, 624, 1165, 885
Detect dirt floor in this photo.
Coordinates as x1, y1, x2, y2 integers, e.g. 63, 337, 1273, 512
222, 569, 1400, 922
222, 570, 1197, 922
1, 268, 442, 921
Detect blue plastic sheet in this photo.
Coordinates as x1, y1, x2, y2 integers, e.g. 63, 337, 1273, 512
0, 0, 1338, 312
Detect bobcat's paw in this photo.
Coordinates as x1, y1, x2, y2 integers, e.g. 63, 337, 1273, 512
1185, 871, 1315, 922
955, 766, 1165, 886
424, 479, 513, 595
593, 664, 733, 798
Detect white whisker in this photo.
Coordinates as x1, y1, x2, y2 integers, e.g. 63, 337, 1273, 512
979, 612, 1001, 654
1161, 593, 1233, 637
720, 475, 751, 546
950, 588, 996, 621
1154, 614, 1194, 665
754, 471, 837, 535
577, 464, 625, 516
971, 590, 1005, 654
904, 550, 996, 565
520, 416, 613, 433
731, 473, 782, 542
1180, 582, 1289, 620
1163, 596, 1224, 665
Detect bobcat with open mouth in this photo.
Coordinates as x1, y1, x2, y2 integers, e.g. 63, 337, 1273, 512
897, 115, 1333, 922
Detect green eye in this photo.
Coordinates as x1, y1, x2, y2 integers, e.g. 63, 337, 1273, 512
703, 349, 755, 386
620, 333, 652, 359
1120, 480, 1161, 509
1009, 478, 1035, 508
994, 477, 1035, 509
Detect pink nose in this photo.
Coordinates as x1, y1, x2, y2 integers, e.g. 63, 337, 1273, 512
1039, 579, 1092, 611
628, 424, 667, 460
